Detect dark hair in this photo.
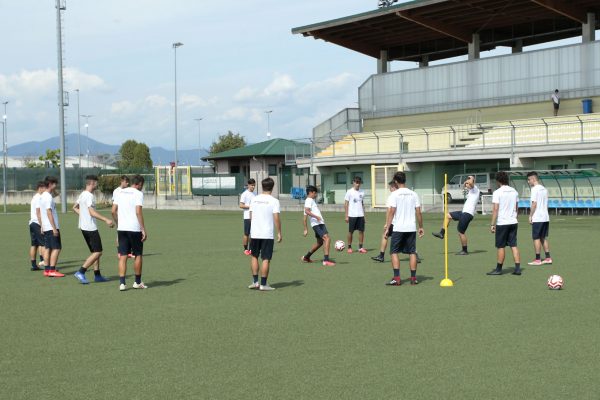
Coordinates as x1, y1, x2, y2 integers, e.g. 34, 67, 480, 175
496, 171, 509, 185
261, 177, 275, 192
131, 174, 145, 186
353, 176, 362, 184
388, 180, 397, 188
85, 174, 98, 183
554, 89, 559, 93
248, 178, 256, 185
44, 176, 58, 185
526, 171, 539, 179
306, 185, 318, 194
393, 171, 406, 184
37, 181, 47, 189
120, 175, 130, 183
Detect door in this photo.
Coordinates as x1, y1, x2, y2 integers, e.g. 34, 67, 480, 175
281, 166, 293, 194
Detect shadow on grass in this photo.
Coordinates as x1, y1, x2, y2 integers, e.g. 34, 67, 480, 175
146, 278, 186, 288
271, 280, 304, 289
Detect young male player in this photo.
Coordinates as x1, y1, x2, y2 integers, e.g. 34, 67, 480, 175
487, 171, 521, 276
344, 176, 367, 253
301, 185, 335, 266
385, 172, 424, 285
248, 177, 282, 291
432, 175, 480, 255
113, 175, 131, 258
239, 178, 256, 255
40, 176, 65, 277
28, 181, 46, 271
73, 175, 114, 284
111, 174, 148, 291
526, 171, 552, 265
372, 181, 397, 263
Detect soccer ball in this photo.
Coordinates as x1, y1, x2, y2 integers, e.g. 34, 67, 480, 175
334, 240, 346, 252
547, 275, 564, 290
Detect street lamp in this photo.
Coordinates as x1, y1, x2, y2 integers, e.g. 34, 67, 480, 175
2, 101, 8, 214
194, 118, 203, 165
265, 110, 273, 138
81, 114, 92, 168
173, 42, 183, 200
75, 89, 82, 168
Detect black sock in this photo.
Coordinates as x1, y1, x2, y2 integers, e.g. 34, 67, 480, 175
496, 263, 503, 271
393, 269, 400, 277
535, 253, 541, 260
30, 260, 36, 269
359, 243, 363, 249
50, 265, 56, 271
305, 251, 313, 259
545, 252, 551, 259
94, 270, 101, 276
244, 244, 248, 250
379, 251, 384, 258
462, 246, 468, 252
39, 255, 44, 262
78, 267, 87, 274
135, 275, 142, 284
515, 263, 521, 270
260, 276, 267, 286
348, 244, 352, 249
324, 254, 329, 261
119, 276, 126, 285
441, 228, 445, 234
411, 270, 417, 278
45, 265, 51, 271
252, 274, 258, 283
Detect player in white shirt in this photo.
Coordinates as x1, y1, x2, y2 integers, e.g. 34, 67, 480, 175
112, 175, 130, 257
384, 172, 424, 286
372, 181, 398, 263
72, 175, 114, 284
488, 171, 521, 276
239, 178, 256, 256
551, 89, 560, 116
247, 178, 282, 291
40, 176, 65, 277
111, 175, 148, 291
432, 176, 480, 255
27, 181, 46, 271
344, 176, 367, 254
301, 186, 335, 266
526, 171, 552, 266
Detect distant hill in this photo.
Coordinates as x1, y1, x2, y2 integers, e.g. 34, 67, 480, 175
9, 134, 209, 166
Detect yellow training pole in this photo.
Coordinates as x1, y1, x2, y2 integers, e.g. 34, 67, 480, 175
440, 173, 454, 287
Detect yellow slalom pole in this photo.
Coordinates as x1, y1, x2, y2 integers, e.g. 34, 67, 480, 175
440, 173, 454, 287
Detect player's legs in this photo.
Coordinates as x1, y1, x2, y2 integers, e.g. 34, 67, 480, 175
346, 231, 354, 251
358, 230, 365, 251
496, 247, 505, 265
83, 252, 102, 269
386, 232, 402, 285
323, 234, 331, 257
118, 255, 128, 284
133, 256, 143, 277
258, 240, 275, 290
433, 212, 457, 239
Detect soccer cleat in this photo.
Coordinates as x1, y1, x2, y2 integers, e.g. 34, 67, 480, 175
410, 278, 419, 285
132, 282, 148, 289
371, 255, 385, 263
47, 270, 65, 277
119, 283, 126, 291
542, 258, 553, 265
456, 250, 469, 256
358, 248, 367, 254
74, 271, 89, 284
94, 275, 109, 283
486, 269, 502, 276
259, 285, 276, 291
385, 278, 401, 286
322, 260, 336, 267
248, 281, 259, 289
38, 261, 46, 268
347, 248, 353, 254
432, 232, 444, 239
300, 256, 314, 263
512, 268, 522, 276
43, 269, 50, 277
527, 260, 542, 266
243, 249, 252, 256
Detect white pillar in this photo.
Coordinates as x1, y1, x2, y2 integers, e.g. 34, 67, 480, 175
468, 33, 480, 60
377, 49, 389, 74
582, 12, 596, 43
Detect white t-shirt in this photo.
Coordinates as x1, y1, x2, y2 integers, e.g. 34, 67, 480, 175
249, 194, 281, 239
530, 184, 550, 223
115, 187, 144, 232
112, 186, 123, 203
391, 188, 421, 232
344, 188, 365, 217
492, 185, 519, 226
29, 193, 42, 225
462, 186, 480, 216
240, 190, 256, 220
551, 93, 560, 105
77, 190, 98, 231
39, 191, 59, 231
385, 191, 397, 208
304, 197, 324, 227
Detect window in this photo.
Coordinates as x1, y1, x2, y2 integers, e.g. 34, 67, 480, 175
577, 163, 597, 169
268, 164, 277, 176
295, 168, 305, 176
230, 166, 240, 174
549, 164, 568, 171
335, 172, 347, 185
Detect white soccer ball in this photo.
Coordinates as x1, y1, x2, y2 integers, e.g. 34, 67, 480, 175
334, 240, 346, 252
547, 275, 564, 290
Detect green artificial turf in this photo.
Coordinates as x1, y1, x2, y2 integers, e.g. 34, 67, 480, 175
1, 210, 598, 399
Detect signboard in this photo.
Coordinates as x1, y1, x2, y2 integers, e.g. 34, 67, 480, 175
192, 176, 236, 190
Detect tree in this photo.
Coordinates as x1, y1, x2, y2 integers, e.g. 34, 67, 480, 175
26, 149, 61, 168
118, 140, 138, 168
209, 131, 246, 155
118, 140, 153, 169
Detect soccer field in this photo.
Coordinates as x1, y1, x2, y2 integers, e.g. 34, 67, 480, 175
1, 210, 598, 399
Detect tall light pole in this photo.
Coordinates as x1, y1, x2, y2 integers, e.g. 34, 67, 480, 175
75, 89, 82, 168
81, 114, 92, 168
2, 101, 7, 214
56, 0, 67, 213
194, 118, 203, 165
265, 110, 273, 138
173, 42, 183, 200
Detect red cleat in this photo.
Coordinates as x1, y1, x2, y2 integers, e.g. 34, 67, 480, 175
347, 248, 353, 254
358, 248, 368, 254
48, 270, 65, 277
43, 269, 50, 277
322, 260, 336, 266
300, 256, 314, 263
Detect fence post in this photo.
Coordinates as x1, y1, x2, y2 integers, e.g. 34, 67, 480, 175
541, 118, 549, 144
577, 115, 584, 142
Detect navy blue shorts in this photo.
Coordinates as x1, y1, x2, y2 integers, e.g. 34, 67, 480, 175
82, 230, 103, 253
118, 231, 143, 256
348, 217, 365, 232
243, 219, 251, 236
450, 211, 474, 234
312, 224, 329, 240
29, 223, 44, 246
495, 224, 518, 248
44, 230, 62, 250
390, 231, 417, 255
531, 222, 549, 240
249, 238, 274, 260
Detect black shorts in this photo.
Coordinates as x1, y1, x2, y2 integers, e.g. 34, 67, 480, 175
118, 231, 144, 257
43, 230, 62, 250
450, 211, 474, 234
390, 231, 417, 255
348, 216, 365, 232
82, 230, 103, 253
531, 222, 549, 240
495, 224, 518, 248
249, 238, 274, 260
243, 219, 251, 236
553, 103, 560, 110
312, 224, 329, 240
29, 223, 44, 246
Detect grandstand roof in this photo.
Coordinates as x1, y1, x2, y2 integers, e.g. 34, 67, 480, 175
204, 138, 310, 160
292, 0, 600, 62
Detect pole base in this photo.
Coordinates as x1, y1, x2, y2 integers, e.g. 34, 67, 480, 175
440, 278, 454, 287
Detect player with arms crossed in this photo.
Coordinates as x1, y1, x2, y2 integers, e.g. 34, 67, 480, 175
432, 175, 480, 255
487, 171, 521, 276
112, 175, 148, 291
40, 176, 64, 277
73, 175, 114, 284
28, 181, 46, 271
344, 176, 367, 254
526, 171, 552, 265
239, 178, 256, 255
301, 185, 335, 266
247, 177, 282, 291
385, 172, 424, 286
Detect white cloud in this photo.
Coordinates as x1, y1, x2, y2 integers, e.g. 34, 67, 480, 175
145, 94, 170, 108
262, 74, 296, 98
179, 94, 217, 109
233, 87, 257, 102
0, 68, 106, 97
110, 100, 136, 115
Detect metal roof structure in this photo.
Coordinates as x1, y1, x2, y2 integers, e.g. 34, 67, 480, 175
292, 0, 600, 62
203, 139, 311, 161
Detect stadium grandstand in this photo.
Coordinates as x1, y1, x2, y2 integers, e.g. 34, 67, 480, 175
290, 0, 600, 209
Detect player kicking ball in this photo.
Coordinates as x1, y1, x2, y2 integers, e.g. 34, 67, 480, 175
301, 185, 335, 266
73, 175, 114, 284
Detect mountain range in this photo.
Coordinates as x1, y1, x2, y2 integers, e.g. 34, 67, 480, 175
9, 134, 209, 166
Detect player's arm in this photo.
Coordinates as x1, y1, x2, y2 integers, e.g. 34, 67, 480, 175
304, 207, 321, 222
111, 203, 118, 226
529, 201, 537, 224
274, 213, 282, 243
416, 206, 424, 237
344, 200, 349, 222
136, 205, 147, 241
89, 206, 114, 227
302, 213, 308, 237
490, 203, 499, 233
385, 207, 395, 232
36, 207, 42, 232
73, 203, 80, 214
239, 202, 249, 210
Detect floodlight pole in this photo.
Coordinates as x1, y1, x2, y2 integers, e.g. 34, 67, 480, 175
75, 89, 82, 168
265, 110, 272, 138
2, 102, 7, 214
81, 115, 92, 167
173, 42, 183, 200
194, 117, 203, 165
56, 0, 67, 213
